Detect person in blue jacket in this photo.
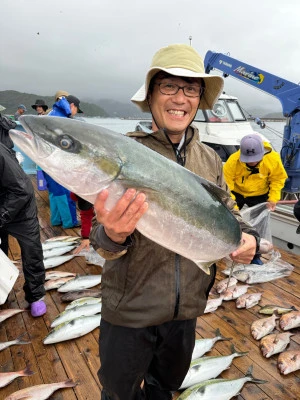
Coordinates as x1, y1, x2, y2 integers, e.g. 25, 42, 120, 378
43, 94, 83, 228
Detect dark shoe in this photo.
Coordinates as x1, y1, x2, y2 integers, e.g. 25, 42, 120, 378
251, 256, 264, 265
31, 300, 47, 317
296, 225, 300, 234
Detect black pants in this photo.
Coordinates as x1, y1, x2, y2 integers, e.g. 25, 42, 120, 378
232, 191, 269, 210
0, 217, 45, 303
99, 318, 197, 400
294, 200, 300, 222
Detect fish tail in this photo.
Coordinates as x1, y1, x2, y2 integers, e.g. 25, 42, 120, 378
245, 365, 268, 384
20, 361, 35, 376
62, 378, 77, 388
215, 328, 232, 342
230, 343, 248, 357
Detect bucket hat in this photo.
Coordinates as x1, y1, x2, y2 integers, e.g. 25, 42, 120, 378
131, 44, 224, 112
240, 134, 265, 163
55, 90, 69, 100
31, 99, 48, 111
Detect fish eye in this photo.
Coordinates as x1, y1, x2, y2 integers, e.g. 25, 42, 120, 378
59, 135, 73, 150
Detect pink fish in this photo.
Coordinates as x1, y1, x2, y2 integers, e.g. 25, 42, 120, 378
279, 311, 300, 331
236, 292, 262, 309
0, 309, 26, 323
44, 277, 75, 291
0, 362, 34, 388
204, 296, 224, 313
278, 350, 300, 375
216, 278, 238, 294
260, 332, 294, 358
4, 379, 77, 399
251, 313, 279, 340
223, 284, 250, 301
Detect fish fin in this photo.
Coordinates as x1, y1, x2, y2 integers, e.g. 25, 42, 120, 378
21, 361, 35, 376
63, 378, 78, 387
194, 261, 216, 275
245, 365, 268, 384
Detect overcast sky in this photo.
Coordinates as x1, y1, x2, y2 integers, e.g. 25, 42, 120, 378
1, 0, 299, 112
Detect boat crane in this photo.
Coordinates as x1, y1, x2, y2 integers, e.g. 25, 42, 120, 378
204, 51, 300, 197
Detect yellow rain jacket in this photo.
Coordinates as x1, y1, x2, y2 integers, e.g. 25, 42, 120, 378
223, 142, 288, 203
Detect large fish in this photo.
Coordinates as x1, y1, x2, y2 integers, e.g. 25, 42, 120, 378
179, 345, 248, 389
51, 303, 102, 327
4, 379, 76, 400
10, 116, 242, 274
57, 274, 102, 292
177, 365, 266, 399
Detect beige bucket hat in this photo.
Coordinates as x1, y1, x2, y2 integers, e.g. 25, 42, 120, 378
131, 44, 224, 112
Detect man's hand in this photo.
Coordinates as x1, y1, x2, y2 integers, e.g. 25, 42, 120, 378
94, 189, 148, 244
266, 201, 276, 211
230, 232, 257, 264
73, 239, 90, 254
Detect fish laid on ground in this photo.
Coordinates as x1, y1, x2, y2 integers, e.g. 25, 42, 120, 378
223, 284, 250, 301
57, 274, 102, 292
42, 239, 79, 251
177, 365, 266, 400
203, 296, 224, 314
44, 314, 101, 344
43, 245, 76, 259
231, 268, 293, 284
44, 254, 75, 269
259, 304, 297, 315
44, 235, 80, 243
180, 345, 248, 389
260, 332, 294, 358
45, 270, 76, 280
251, 313, 279, 340
215, 278, 238, 294
236, 292, 262, 309
60, 289, 102, 302
65, 296, 102, 310
0, 362, 34, 388
11, 115, 242, 275
279, 311, 300, 331
278, 350, 300, 375
0, 309, 26, 323
44, 277, 75, 291
4, 379, 77, 400
191, 329, 232, 360
51, 303, 102, 327
0, 333, 30, 352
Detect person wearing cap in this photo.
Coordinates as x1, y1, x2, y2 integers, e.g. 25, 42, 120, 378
90, 44, 260, 400
14, 104, 27, 121
293, 199, 300, 234
43, 94, 84, 228
31, 99, 48, 116
223, 133, 288, 211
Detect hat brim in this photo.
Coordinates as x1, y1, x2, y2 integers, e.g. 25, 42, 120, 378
240, 153, 264, 163
131, 67, 224, 112
32, 105, 48, 111
77, 108, 83, 114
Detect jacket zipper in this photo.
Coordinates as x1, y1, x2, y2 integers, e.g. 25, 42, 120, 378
173, 253, 181, 318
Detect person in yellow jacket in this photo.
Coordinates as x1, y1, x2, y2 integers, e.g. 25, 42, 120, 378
223, 133, 288, 212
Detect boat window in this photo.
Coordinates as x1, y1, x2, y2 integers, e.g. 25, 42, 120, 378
206, 100, 233, 122
226, 100, 247, 121
203, 142, 239, 162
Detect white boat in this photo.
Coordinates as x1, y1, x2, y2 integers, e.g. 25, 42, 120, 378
136, 93, 300, 255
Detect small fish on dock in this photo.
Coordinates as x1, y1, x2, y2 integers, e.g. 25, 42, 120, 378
0, 309, 26, 323
278, 350, 300, 375
191, 329, 232, 360
203, 296, 224, 313
0, 362, 34, 388
51, 302, 102, 327
57, 274, 102, 292
44, 254, 75, 269
215, 277, 238, 294
44, 277, 75, 291
279, 310, 300, 331
223, 284, 250, 301
4, 378, 77, 400
60, 289, 102, 302
258, 304, 297, 315
45, 270, 76, 280
65, 296, 102, 310
43, 245, 76, 259
0, 333, 31, 352
251, 313, 279, 340
260, 332, 294, 358
236, 292, 262, 309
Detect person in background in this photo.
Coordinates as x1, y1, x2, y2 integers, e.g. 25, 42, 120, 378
223, 134, 287, 211
31, 99, 48, 115
14, 104, 27, 121
294, 199, 300, 234
0, 143, 46, 317
70, 193, 94, 254
43, 94, 83, 229
89, 43, 259, 400
0, 105, 17, 150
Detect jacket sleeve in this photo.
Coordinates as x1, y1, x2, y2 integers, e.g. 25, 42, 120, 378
0, 151, 32, 227
223, 155, 237, 201
0, 113, 17, 131
267, 152, 288, 203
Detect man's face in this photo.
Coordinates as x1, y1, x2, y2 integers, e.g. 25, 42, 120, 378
19, 108, 25, 115
148, 75, 201, 143
36, 106, 44, 115
70, 103, 78, 116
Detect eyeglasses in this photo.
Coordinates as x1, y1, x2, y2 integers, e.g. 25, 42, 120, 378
155, 82, 203, 98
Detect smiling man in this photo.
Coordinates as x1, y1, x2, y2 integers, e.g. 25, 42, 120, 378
90, 44, 260, 400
